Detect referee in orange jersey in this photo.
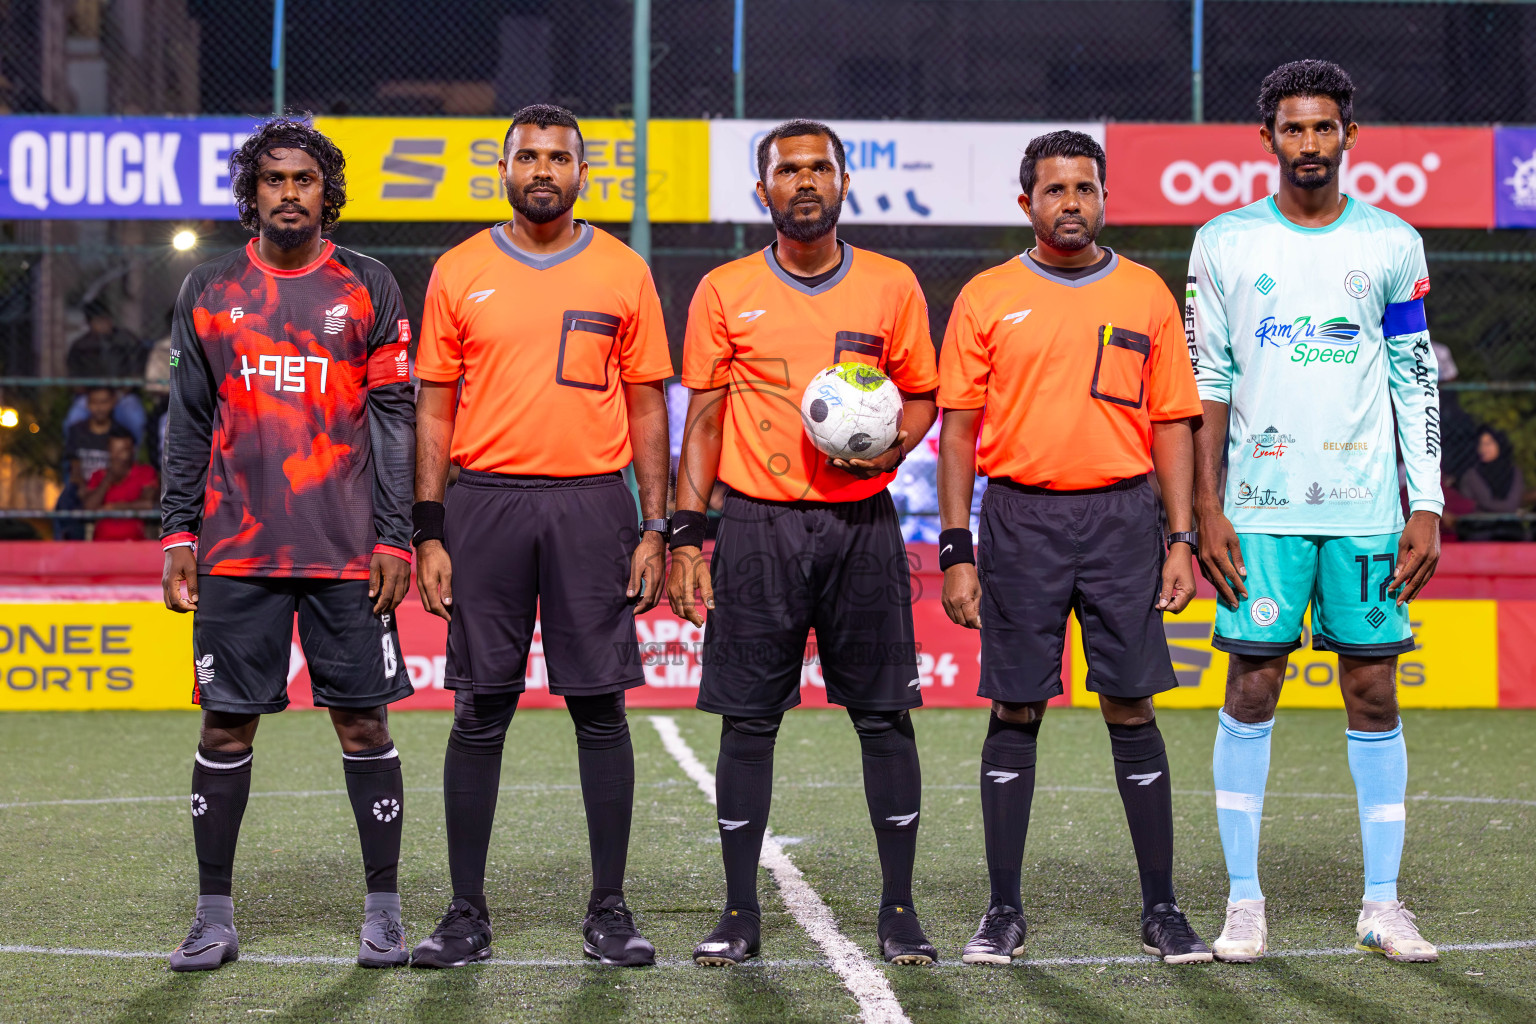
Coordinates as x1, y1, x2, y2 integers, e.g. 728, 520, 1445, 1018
408, 105, 672, 969
668, 120, 941, 967
937, 130, 1212, 965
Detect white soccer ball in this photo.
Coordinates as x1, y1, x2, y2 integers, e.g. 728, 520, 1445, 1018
800, 362, 903, 463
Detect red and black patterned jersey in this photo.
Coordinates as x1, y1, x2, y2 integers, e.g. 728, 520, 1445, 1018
160, 239, 415, 578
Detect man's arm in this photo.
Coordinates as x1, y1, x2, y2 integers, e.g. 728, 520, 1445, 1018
938, 407, 982, 629
1185, 232, 1247, 608
667, 385, 726, 626
367, 381, 415, 614
1151, 418, 1197, 613
625, 380, 669, 613
1384, 275, 1442, 604
80, 473, 110, 510
160, 276, 214, 612
359, 267, 417, 615
112, 473, 159, 509
1192, 398, 1246, 606
414, 381, 458, 619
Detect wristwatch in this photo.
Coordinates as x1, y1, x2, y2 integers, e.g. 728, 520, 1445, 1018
641, 518, 670, 539
1167, 530, 1198, 549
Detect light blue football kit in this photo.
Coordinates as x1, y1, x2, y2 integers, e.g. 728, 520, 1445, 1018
1188, 194, 1443, 909
1186, 195, 1443, 656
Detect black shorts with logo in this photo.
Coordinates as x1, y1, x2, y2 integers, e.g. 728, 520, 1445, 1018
444, 469, 645, 696
978, 476, 1177, 704
697, 487, 922, 717
191, 575, 412, 715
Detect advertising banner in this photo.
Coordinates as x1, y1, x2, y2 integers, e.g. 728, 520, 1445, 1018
0, 115, 710, 223
1068, 600, 1499, 710
1, 593, 1506, 712
0, 116, 263, 220
1494, 126, 1536, 228
708, 120, 1104, 225
0, 601, 194, 709
314, 116, 710, 223
1104, 123, 1494, 228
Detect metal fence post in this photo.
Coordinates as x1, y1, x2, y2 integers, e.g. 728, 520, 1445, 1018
631, 0, 652, 263
733, 0, 747, 255
271, 0, 286, 116
1191, 0, 1204, 123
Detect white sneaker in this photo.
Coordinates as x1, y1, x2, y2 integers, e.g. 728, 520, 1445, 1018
1212, 898, 1267, 962
1356, 900, 1439, 962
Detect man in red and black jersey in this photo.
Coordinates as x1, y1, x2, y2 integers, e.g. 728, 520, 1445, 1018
160, 119, 416, 971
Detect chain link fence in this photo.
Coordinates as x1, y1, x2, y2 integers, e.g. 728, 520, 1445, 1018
1, 0, 1533, 536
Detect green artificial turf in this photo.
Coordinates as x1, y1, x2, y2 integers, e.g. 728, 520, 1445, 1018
0, 707, 1530, 1023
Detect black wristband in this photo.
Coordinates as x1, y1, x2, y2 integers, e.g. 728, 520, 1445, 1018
938, 528, 975, 570
411, 501, 446, 547
669, 509, 708, 550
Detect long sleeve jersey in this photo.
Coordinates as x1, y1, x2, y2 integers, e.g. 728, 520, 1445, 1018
1186, 195, 1443, 535
160, 239, 415, 577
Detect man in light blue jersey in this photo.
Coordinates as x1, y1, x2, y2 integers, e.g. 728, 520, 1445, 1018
1187, 60, 1442, 964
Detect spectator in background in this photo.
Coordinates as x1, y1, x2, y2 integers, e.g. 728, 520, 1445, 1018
80, 433, 158, 541
143, 325, 174, 470
1457, 427, 1526, 541
62, 301, 148, 442
54, 388, 127, 540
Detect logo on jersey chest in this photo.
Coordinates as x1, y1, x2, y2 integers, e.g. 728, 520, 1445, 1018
322, 303, 349, 335
1344, 270, 1371, 299
1255, 315, 1361, 349
1245, 425, 1294, 460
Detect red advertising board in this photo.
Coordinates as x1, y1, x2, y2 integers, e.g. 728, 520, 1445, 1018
1104, 123, 1494, 228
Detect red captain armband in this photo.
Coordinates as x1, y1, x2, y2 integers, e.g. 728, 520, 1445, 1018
162, 532, 197, 553
373, 543, 414, 564
367, 341, 410, 388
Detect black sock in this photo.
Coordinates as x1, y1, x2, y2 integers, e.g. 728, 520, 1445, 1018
568, 692, 634, 909
980, 712, 1041, 911
1108, 719, 1177, 912
716, 714, 781, 915
343, 741, 404, 894
191, 745, 253, 897
850, 709, 923, 910
444, 690, 519, 919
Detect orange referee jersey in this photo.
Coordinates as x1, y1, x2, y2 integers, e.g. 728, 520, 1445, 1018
416, 222, 673, 476
681, 242, 939, 503
938, 250, 1201, 490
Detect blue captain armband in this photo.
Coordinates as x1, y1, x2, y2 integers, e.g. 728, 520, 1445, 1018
1382, 298, 1427, 338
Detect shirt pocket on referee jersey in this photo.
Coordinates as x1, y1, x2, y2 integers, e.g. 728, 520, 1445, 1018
1089, 324, 1151, 409
556, 310, 622, 391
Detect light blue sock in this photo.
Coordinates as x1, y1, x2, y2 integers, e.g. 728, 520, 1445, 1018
1347, 720, 1407, 904
1213, 709, 1273, 903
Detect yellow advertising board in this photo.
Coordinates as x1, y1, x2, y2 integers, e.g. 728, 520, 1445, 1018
1068, 599, 1499, 709
0, 603, 193, 710
313, 117, 710, 223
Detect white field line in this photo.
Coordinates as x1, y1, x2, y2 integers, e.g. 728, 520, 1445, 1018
795, 783, 1536, 808
2, 940, 1533, 970
0, 780, 683, 811
647, 715, 912, 1024
6, 781, 1531, 813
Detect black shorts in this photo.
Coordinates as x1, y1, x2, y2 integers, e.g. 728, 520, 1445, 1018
191, 575, 412, 715
444, 470, 645, 696
978, 476, 1177, 704
697, 487, 921, 717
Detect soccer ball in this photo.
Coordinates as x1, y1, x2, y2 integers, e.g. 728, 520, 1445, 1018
800, 362, 903, 462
